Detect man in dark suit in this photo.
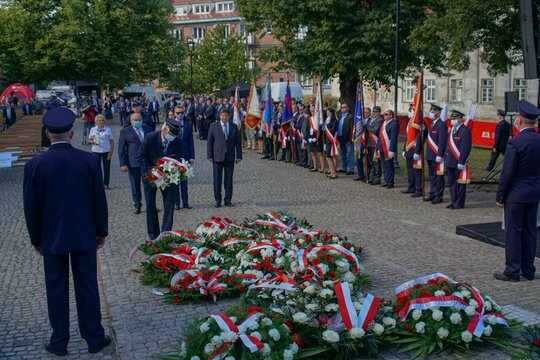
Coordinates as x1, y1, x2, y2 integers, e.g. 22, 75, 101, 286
23, 108, 111, 356
3, 100, 16, 128
22, 99, 33, 116
185, 97, 195, 131
171, 106, 195, 210
424, 104, 448, 204
196, 97, 206, 139
336, 103, 355, 175
204, 98, 215, 137
148, 96, 160, 125
486, 109, 512, 172
207, 109, 242, 207
377, 109, 399, 188
444, 110, 472, 209
137, 118, 182, 240
118, 113, 152, 214
494, 100, 540, 282
365, 106, 383, 185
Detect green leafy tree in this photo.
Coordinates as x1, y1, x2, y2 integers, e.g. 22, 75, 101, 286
167, 25, 257, 95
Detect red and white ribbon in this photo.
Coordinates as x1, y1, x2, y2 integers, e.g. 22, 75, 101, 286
334, 282, 380, 331
379, 121, 391, 160
315, 244, 361, 272
149, 253, 194, 266
458, 163, 470, 184
220, 238, 256, 246
255, 275, 300, 292
170, 269, 227, 302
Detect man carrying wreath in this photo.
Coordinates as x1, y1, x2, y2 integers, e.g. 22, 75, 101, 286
138, 118, 183, 240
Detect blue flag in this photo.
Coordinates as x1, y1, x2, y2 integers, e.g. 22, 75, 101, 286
281, 81, 293, 125
352, 82, 365, 151
263, 79, 272, 132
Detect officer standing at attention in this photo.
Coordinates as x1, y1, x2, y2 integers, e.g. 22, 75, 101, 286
486, 109, 511, 172
424, 104, 447, 204
494, 100, 540, 282
23, 108, 111, 356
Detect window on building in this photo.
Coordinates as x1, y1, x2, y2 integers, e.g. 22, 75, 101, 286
278, 77, 285, 82
513, 79, 527, 100
193, 4, 210, 14
223, 24, 231, 38
216, 2, 234, 12
384, 91, 390, 100
481, 79, 494, 103
192, 26, 206, 40
322, 78, 331, 86
238, 24, 246, 36
174, 28, 184, 40
299, 75, 312, 87
264, 24, 272, 34
425, 79, 435, 102
175, 6, 188, 15
450, 79, 463, 102
404, 80, 415, 102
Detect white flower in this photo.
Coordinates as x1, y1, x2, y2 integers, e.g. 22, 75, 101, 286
248, 320, 259, 331
250, 331, 262, 341
289, 343, 299, 354
210, 335, 223, 347
306, 303, 319, 312
283, 349, 293, 360
204, 343, 214, 355
191, 357, 201, 360
320, 289, 334, 299
224, 357, 235, 360
303, 285, 317, 295
180, 342, 187, 356
261, 343, 271, 355
261, 317, 273, 326
343, 272, 356, 283
349, 328, 365, 339
450, 313, 462, 325
469, 299, 479, 309
483, 325, 493, 337
412, 310, 423, 320
484, 301, 492, 311
465, 306, 476, 316
199, 322, 210, 333
432, 310, 443, 322
434, 290, 446, 297
415, 322, 426, 334
461, 330, 473, 343
353, 302, 362, 312
488, 315, 497, 325
382, 317, 396, 328
372, 323, 385, 336
282, 324, 291, 333
275, 257, 284, 268
336, 260, 350, 271
318, 263, 329, 274
322, 330, 340, 343
437, 327, 449, 339
221, 331, 238, 343
268, 328, 281, 341
293, 312, 308, 324
452, 292, 464, 299
325, 304, 339, 313
229, 317, 237, 324
307, 251, 317, 260
461, 290, 471, 298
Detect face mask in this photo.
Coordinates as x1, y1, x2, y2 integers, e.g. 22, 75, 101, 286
451, 119, 459, 127
176, 113, 185, 120
133, 121, 142, 128
165, 133, 176, 142
429, 112, 435, 120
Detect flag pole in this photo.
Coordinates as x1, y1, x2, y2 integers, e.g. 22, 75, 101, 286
360, 80, 369, 184
420, 67, 426, 198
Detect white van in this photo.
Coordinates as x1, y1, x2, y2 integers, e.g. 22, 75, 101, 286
157, 91, 182, 106
122, 84, 157, 100
261, 82, 304, 102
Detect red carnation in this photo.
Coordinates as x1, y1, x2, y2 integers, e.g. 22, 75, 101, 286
248, 306, 263, 313
318, 314, 330, 327
324, 254, 334, 262
533, 338, 540, 347
404, 324, 414, 332
284, 320, 293, 330
312, 258, 321, 265
328, 271, 337, 279
173, 297, 180, 304
293, 333, 306, 348
343, 243, 352, 250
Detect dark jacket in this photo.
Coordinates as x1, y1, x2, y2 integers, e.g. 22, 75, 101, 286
207, 121, 242, 162
377, 119, 399, 156
22, 103, 33, 116
23, 143, 108, 253
336, 111, 354, 143
496, 128, 540, 203
493, 119, 511, 153
365, 116, 383, 148
425, 118, 448, 161
178, 121, 195, 161
137, 130, 182, 173
118, 125, 152, 168
444, 124, 472, 168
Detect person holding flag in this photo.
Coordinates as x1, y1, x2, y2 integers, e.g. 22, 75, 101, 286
444, 110, 472, 209
352, 83, 367, 182
424, 104, 448, 204
365, 106, 383, 184
377, 109, 399, 188
261, 79, 274, 160
280, 81, 294, 162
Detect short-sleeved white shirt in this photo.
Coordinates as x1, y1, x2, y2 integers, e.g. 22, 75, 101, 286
89, 126, 113, 153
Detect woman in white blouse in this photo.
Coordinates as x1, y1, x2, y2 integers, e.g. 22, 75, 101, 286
88, 114, 114, 190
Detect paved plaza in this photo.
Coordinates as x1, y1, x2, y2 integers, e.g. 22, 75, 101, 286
1, 119, 539, 359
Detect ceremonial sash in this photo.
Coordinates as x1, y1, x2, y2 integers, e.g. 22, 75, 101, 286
427, 130, 445, 175
413, 154, 422, 170
308, 116, 319, 138
325, 127, 339, 157
379, 121, 391, 160
449, 130, 470, 184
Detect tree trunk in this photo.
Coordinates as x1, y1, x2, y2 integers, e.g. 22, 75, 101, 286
338, 74, 358, 109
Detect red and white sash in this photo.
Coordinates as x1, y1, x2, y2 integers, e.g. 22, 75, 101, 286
449, 129, 470, 184
427, 130, 445, 175
325, 127, 339, 156
379, 121, 391, 160
367, 131, 379, 160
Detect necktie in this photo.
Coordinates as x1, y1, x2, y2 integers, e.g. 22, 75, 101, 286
137, 128, 143, 141
223, 123, 228, 140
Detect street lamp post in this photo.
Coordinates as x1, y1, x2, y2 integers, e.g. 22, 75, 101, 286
187, 38, 195, 93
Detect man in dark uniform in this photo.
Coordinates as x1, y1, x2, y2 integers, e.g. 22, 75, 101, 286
365, 106, 383, 185
354, 107, 371, 182
402, 123, 423, 197
444, 110, 472, 209
137, 118, 182, 240
424, 104, 448, 204
23, 108, 111, 356
494, 100, 540, 282
486, 109, 512, 172
207, 109, 242, 207
195, 97, 207, 140
377, 109, 399, 188
171, 106, 195, 210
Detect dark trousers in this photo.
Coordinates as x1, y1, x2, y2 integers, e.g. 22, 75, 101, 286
128, 167, 142, 209
446, 167, 466, 208
43, 249, 105, 352
204, 120, 212, 138
504, 201, 538, 279
427, 160, 444, 201
265, 137, 274, 158
381, 157, 395, 186
191, 117, 197, 132
120, 111, 129, 127
152, 111, 159, 124
356, 152, 365, 180
197, 119, 206, 139
487, 150, 503, 171
367, 147, 381, 183
143, 183, 174, 240
173, 181, 188, 207
93, 152, 110, 186
405, 157, 423, 194
279, 141, 291, 161
213, 160, 234, 204
292, 139, 299, 162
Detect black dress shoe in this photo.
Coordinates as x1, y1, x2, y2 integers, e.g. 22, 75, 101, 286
278, 158, 285, 161
346, 171, 354, 175
445, 203, 454, 208
431, 198, 443, 205
174, 205, 181, 210
337, 169, 346, 173
493, 272, 519, 282
215, 202, 221, 208
88, 336, 112, 353
423, 196, 434, 202
224, 202, 235, 207
353, 178, 361, 181
411, 193, 422, 198
401, 190, 413, 194
370, 181, 381, 185
386, 184, 394, 189
261, 156, 269, 159
268, 157, 275, 160
183, 205, 192, 209
285, 160, 292, 163
380, 183, 388, 187
134, 208, 141, 214
521, 273, 536, 281
45, 344, 67, 356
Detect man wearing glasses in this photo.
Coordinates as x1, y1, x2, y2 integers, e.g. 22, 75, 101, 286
377, 109, 399, 188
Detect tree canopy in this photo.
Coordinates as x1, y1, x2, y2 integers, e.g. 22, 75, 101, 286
0, 0, 184, 88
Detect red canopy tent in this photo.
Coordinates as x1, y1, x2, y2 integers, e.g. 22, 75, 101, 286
0, 83, 36, 103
